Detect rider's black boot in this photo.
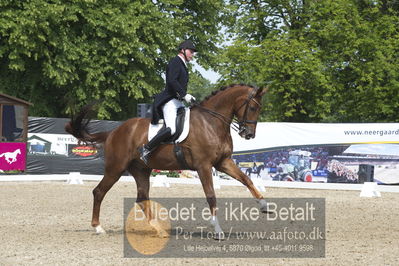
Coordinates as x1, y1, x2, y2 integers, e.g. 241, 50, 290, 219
138, 127, 172, 164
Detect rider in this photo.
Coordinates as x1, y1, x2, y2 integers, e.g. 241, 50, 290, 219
139, 40, 197, 164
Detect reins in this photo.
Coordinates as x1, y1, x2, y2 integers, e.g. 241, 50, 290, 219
190, 86, 261, 134
191, 103, 241, 132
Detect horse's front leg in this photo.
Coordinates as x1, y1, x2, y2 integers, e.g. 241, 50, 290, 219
197, 166, 224, 240
216, 158, 269, 213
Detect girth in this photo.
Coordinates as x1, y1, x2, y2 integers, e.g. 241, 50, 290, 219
173, 144, 191, 170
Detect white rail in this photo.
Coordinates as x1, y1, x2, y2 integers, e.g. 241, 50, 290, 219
1, 173, 398, 193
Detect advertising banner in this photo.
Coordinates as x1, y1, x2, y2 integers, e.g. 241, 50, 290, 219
23, 117, 399, 185
232, 123, 399, 185
232, 123, 399, 152
26, 117, 121, 174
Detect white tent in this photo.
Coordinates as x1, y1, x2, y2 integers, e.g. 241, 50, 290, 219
343, 144, 399, 157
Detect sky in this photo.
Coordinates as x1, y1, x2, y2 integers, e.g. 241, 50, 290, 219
192, 60, 221, 84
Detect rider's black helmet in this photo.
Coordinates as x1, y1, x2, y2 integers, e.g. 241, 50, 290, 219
178, 40, 197, 52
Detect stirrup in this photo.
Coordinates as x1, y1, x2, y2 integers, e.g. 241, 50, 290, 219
138, 145, 151, 164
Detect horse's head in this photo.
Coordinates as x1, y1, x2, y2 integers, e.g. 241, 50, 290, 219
234, 85, 267, 139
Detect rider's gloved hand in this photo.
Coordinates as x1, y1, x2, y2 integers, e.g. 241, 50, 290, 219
183, 94, 196, 103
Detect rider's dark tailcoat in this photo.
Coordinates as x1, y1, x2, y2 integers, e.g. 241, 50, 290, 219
151, 56, 188, 124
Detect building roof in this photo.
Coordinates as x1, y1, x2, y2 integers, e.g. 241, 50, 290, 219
28, 135, 51, 144
0, 93, 33, 106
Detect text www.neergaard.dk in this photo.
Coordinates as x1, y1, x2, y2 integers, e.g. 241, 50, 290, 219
343, 129, 399, 136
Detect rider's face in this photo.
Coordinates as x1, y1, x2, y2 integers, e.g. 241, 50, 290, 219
183, 49, 195, 62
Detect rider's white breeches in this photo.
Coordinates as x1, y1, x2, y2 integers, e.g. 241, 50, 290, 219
162, 98, 184, 135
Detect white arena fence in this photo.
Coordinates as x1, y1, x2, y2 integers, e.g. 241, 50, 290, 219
1, 173, 398, 194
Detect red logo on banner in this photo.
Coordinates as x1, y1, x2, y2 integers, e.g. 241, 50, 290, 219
71, 146, 97, 157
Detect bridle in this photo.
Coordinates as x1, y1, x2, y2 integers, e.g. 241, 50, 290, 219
234, 87, 261, 135
192, 87, 261, 135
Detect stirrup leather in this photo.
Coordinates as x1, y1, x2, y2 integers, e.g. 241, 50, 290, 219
138, 145, 152, 164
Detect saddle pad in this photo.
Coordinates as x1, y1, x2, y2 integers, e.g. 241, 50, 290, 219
148, 108, 190, 143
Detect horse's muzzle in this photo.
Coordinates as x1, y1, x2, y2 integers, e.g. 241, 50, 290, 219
245, 133, 255, 139
239, 127, 255, 139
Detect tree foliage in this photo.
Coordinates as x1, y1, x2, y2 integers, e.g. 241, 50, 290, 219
0, 0, 224, 119
220, 0, 399, 122
3, 0, 399, 122
187, 69, 214, 101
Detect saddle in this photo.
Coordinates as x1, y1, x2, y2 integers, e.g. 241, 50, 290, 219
148, 107, 190, 144
147, 107, 191, 169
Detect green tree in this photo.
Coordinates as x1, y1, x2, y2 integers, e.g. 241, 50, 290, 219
0, 0, 224, 119
187, 69, 215, 101
220, 0, 399, 122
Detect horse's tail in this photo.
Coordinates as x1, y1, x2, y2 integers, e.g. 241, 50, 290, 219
65, 102, 110, 144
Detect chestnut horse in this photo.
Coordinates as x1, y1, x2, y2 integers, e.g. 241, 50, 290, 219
65, 84, 268, 238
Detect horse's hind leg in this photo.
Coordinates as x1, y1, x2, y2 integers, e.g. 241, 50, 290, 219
216, 158, 269, 212
128, 166, 152, 205
91, 168, 123, 234
128, 166, 168, 237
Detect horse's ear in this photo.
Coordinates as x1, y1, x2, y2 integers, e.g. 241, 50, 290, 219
257, 86, 268, 97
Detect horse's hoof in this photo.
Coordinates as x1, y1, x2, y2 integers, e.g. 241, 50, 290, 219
157, 230, 170, 238
260, 203, 268, 213
260, 206, 269, 213
258, 199, 270, 213
149, 220, 169, 238
213, 231, 225, 241
95, 225, 106, 234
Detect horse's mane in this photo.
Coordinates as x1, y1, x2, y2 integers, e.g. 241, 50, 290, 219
200, 83, 258, 104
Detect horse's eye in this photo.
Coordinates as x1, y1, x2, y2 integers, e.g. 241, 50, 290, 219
249, 106, 257, 112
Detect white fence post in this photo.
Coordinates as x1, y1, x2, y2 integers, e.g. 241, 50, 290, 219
152, 175, 170, 188
66, 172, 83, 185
360, 182, 381, 197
